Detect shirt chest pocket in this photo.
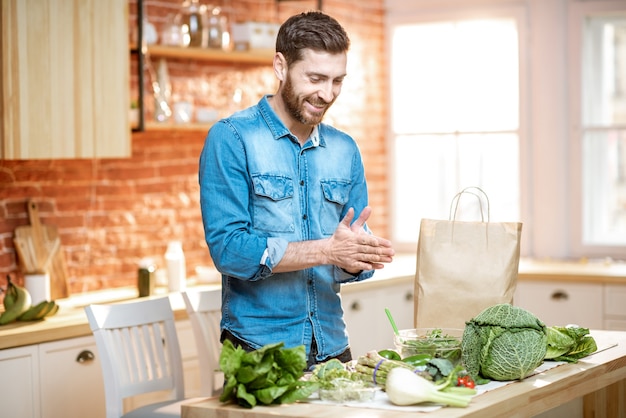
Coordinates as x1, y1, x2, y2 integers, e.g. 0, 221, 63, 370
320, 179, 351, 235
252, 174, 295, 233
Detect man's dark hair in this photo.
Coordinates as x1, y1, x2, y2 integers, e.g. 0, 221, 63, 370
276, 11, 350, 67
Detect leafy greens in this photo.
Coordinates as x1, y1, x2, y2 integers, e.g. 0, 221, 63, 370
545, 325, 597, 362
218, 339, 318, 408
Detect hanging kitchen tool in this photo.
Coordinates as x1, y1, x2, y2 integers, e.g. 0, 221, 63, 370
13, 200, 69, 299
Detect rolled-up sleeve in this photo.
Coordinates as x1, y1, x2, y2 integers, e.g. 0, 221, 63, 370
260, 237, 288, 269
199, 121, 269, 281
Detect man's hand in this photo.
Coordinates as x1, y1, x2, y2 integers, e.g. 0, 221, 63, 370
324, 207, 395, 273
272, 206, 394, 274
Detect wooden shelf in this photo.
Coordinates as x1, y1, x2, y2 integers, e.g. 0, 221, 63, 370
143, 121, 214, 131
145, 45, 274, 65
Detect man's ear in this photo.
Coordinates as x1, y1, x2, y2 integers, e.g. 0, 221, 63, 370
273, 52, 287, 81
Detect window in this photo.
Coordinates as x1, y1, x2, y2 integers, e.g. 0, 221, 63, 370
570, 2, 626, 254
389, 14, 522, 250
387, 1, 626, 259
580, 12, 626, 245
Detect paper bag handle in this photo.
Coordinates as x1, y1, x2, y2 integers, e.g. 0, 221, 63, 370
449, 186, 490, 222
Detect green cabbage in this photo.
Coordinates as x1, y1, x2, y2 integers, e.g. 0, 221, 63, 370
461, 304, 547, 382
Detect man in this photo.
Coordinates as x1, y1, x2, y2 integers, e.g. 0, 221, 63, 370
199, 11, 394, 368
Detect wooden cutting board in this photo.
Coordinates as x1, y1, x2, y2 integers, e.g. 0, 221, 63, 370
14, 201, 69, 300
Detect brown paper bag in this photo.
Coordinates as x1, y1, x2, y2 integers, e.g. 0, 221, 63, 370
414, 187, 522, 329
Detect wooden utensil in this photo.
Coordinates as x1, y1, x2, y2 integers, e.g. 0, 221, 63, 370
27, 201, 48, 269
13, 201, 69, 299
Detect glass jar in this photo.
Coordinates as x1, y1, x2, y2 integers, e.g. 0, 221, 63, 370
205, 6, 230, 49
161, 13, 185, 47
180, 0, 207, 47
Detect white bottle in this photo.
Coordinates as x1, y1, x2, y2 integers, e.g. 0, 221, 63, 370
165, 241, 186, 292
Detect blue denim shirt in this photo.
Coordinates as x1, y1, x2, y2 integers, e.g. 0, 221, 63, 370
198, 95, 374, 362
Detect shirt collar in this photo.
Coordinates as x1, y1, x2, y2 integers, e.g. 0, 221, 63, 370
310, 125, 320, 147
258, 95, 325, 148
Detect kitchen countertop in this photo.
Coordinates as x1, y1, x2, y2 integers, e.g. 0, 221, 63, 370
0, 283, 221, 350
1, 254, 624, 350
517, 257, 626, 284
182, 329, 626, 418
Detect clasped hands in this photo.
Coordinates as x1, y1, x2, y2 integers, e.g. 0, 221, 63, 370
327, 206, 395, 274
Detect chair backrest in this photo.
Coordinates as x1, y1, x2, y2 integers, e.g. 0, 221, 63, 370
181, 289, 222, 396
85, 297, 185, 418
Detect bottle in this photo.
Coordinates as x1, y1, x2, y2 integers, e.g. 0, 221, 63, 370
137, 258, 156, 297
165, 241, 186, 292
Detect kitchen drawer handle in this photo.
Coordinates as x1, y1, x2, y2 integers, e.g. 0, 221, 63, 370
76, 350, 95, 364
405, 291, 413, 301
551, 290, 569, 301
350, 301, 361, 311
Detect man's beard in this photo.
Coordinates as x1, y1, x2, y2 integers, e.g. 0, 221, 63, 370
281, 75, 333, 126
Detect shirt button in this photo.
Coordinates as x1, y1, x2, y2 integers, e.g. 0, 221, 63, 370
308, 280, 313, 285
310, 312, 314, 317
303, 214, 307, 220
300, 180, 304, 186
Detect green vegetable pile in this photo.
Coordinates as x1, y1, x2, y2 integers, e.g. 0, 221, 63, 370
354, 350, 469, 390
312, 352, 476, 407
461, 303, 548, 382
218, 340, 318, 408
216, 306, 599, 410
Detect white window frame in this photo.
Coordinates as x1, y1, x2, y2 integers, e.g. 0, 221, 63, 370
568, 0, 626, 258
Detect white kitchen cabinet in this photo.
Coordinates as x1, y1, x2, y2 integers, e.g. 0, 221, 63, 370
0, 336, 105, 418
514, 281, 604, 329
0, 345, 40, 418
341, 278, 414, 357
1, 0, 130, 159
604, 284, 626, 330
39, 336, 105, 418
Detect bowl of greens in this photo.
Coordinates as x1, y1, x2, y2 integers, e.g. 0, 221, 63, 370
394, 328, 463, 365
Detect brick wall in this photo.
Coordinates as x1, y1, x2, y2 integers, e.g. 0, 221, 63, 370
0, 0, 388, 294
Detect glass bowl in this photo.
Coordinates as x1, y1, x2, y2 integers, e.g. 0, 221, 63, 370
318, 378, 379, 403
393, 328, 463, 365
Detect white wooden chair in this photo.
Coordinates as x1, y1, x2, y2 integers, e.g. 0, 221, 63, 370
84, 297, 203, 418
181, 289, 223, 397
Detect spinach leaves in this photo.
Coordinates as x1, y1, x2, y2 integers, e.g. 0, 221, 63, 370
218, 340, 319, 408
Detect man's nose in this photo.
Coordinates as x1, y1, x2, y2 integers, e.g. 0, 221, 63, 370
318, 82, 335, 102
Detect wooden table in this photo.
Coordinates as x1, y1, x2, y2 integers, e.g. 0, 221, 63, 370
182, 330, 626, 418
